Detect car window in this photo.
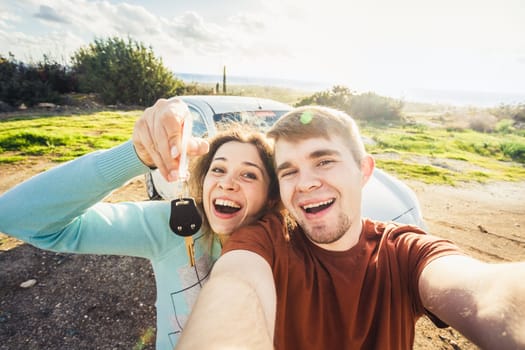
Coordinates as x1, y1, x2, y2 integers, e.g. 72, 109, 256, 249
213, 110, 288, 131
188, 105, 209, 137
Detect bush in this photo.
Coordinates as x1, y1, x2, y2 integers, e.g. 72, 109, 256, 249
0, 54, 76, 107
72, 37, 184, 106
349, 92, 404, 123
513, 103, 525, 123
295, 85, 404, 122
495, 119, 515, 134
500, 142, 525, 164
468, 113, 497, 133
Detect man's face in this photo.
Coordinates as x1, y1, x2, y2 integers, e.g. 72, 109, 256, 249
274, 135, 369, 251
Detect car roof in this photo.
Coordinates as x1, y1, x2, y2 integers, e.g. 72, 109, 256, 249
180, 95, 292, 114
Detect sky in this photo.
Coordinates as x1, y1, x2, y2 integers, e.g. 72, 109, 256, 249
1, 0, 524, 106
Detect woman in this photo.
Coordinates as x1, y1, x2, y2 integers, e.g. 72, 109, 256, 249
0, 101, 280, 349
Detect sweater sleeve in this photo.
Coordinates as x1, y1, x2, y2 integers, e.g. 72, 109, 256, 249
0, 141, 178, 258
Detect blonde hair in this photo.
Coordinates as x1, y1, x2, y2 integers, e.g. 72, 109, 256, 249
267, 105, 367, 164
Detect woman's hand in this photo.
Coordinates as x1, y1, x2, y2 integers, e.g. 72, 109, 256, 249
132, 97, 209, 182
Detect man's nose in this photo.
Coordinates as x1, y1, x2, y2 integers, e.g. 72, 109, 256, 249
296, 170, 321, 192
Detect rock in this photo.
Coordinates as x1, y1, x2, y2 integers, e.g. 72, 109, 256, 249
477, 224, 488, 233
37, 102, 57, 109
20, 279, 37, 288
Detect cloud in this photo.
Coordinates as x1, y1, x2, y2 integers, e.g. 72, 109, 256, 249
2, 0, 524, 93
0, 7, 20, 30
228, 13, 266, 32
34, 5, 70, 24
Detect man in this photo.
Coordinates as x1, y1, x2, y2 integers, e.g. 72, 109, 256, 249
176, 106, 525, 349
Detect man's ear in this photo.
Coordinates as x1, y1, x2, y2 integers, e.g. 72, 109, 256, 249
360, 155, 375, 186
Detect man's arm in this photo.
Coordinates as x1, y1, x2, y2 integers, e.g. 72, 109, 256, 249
419, 255, 525, 349
176, 250, 276, 350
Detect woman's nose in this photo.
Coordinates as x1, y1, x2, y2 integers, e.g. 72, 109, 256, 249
218, 176, 238, 191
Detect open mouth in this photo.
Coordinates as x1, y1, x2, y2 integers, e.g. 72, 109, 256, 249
214, 198, 241, 214
301, 199, 334, 214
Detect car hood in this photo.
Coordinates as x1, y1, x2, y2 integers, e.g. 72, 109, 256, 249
362, 168, 426, 228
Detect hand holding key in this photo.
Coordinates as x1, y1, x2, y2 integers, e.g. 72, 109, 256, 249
167, 111, 202, 266
132, 97, 209, 182
133, 97, 206, 266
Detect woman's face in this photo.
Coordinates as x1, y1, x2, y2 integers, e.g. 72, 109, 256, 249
203, 141, 272, 235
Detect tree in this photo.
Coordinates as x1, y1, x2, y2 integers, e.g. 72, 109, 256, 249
71, 37, 184, 106
222, 65, 227, 94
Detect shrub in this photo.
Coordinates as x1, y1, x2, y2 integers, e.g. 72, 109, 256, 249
0, 54, 76, 107
71, 37, 184, 106
500, 142, 525, 164
468, 113, 497, 133
495, 119, 516, 134
349, 92, 404, 123
295, 86, 404, 122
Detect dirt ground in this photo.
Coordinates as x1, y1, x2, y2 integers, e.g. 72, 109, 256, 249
0, 159, 524, 350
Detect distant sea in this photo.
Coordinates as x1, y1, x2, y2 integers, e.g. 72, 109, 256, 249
175, 72, 524, 107
175, 72, 330, 92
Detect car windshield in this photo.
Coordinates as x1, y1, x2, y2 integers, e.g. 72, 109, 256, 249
213, 110, 288, 131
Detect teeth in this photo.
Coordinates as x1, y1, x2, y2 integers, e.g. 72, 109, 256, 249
302, 199, 333, 210
214, 198, 241, 208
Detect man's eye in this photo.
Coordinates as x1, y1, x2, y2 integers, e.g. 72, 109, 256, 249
318, 159, 334, 167
279, 170, 297, 179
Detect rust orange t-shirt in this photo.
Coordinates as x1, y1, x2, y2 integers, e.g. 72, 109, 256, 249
222, 212, 464, 350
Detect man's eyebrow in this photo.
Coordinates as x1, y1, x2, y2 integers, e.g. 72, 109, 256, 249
276, 149, 340, 173
310, 149, 340, 158
276, 161, 292, 174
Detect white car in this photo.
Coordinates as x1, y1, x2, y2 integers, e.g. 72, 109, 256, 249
145, 95, 426, 228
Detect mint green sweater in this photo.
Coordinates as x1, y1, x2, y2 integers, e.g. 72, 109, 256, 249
0, 141, 222, 349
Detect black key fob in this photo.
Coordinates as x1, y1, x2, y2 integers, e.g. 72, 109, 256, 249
169, 197, 202, 237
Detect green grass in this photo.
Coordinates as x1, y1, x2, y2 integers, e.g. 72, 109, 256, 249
133, 327, 155, 350
0, 110, 140, 163
1, 107, 524, 186
361, 123, 525, 184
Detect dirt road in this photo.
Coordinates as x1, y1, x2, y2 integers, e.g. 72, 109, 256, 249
1, 160, 524, 349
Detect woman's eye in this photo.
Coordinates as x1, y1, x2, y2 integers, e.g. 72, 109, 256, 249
210, 167, 225, 174
242, 172, 258, 180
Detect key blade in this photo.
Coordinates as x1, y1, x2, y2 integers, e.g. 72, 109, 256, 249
185, 236, 195, 267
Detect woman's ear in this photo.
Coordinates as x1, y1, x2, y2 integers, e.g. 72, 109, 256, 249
360, 155, 375, 186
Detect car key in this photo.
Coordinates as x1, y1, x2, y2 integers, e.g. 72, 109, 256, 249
169, 194, 201, 266
167, 112, 202, 266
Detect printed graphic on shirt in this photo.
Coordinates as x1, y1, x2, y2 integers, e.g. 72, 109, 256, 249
167, 234, 215, 347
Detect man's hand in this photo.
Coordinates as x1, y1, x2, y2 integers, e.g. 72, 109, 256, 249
419, 255, 525, 349
132, 97, 209, 182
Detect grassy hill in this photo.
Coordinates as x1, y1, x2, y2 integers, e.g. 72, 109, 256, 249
1, 88, 524, 185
